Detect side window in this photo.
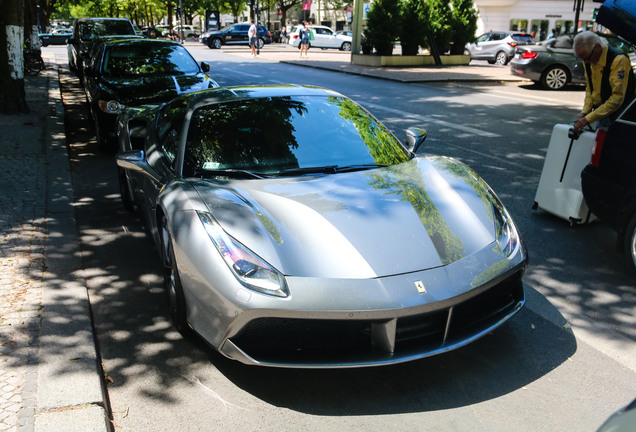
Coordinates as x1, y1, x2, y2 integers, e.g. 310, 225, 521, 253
157, 100, 188, 168
476, 34, 489, 43
492, 33, 503, 41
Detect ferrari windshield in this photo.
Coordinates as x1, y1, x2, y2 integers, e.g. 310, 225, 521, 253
102, 44, 200, 77
183, 95, 411, 176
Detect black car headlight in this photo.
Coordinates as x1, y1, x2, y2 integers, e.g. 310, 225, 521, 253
491, 198, 520, 257
197, 211, 288, 298
98, 99, 125, 114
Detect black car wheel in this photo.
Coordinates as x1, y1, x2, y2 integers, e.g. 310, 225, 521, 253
160, 221, 192, 337
209, 38, 222, 49
495, 51, 508, 65
541, 66, 569, 90
624, 212, 636, 274
341, 42, 351, 51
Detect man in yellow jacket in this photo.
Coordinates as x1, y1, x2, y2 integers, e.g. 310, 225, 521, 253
573, 31, 634, 132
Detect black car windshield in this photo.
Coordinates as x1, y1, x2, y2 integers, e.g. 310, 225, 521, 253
102, 44, 199, 77
183, 95, 410, 177
79, 20, 135, 40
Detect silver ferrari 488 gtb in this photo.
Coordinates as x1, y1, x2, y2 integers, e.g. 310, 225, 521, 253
116, 85, 527, 368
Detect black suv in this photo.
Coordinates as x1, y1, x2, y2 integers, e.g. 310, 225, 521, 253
67, 17, 136, 78
201, 23, 271, 49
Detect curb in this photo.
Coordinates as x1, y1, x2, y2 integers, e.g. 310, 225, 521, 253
36, 56, 110, 432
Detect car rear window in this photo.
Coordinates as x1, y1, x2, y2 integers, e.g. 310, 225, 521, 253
511, 34, 533, 43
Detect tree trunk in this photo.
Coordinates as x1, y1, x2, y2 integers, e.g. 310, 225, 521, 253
0, 0, 29, 114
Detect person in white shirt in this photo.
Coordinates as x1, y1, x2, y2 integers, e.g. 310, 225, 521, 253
249, 20, 257, 56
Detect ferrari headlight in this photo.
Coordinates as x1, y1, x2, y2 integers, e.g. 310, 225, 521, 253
98, 99, 124, 114
197, 211, 288, 298
492, 201, 519, 257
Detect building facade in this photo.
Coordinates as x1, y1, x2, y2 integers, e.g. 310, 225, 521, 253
474, 0, 598, 40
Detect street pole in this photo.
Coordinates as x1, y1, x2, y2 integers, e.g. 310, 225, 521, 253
256, 0, 261, 55
179, 0, 184, 43
351, 0, 364, 57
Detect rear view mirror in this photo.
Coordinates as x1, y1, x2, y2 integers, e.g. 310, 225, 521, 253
405, 127, 427, 153
201, 61, 210, 72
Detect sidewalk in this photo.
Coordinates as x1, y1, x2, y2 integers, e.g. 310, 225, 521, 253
0, 56, 108, 432
0, 47, 525, 432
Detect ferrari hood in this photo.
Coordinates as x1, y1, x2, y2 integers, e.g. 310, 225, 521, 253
192, 157, 503, 279
98, 73, 213, 105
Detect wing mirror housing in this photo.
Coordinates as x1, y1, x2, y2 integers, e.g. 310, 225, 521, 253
405, 127, 427, 153
201, 61, 210, 72
117, 150, 146, 172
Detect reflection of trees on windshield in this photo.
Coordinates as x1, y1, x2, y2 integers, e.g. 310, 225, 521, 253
368, 162, 466, 265
186, 98, 306, 173
330, 97, 409, 166
105, 45, 198, 77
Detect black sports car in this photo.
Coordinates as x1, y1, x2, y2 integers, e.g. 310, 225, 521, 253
83, 38, 218, 150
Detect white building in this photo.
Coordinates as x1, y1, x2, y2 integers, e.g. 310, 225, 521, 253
474, 0, 598, 40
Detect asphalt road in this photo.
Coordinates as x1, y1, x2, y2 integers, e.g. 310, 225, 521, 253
44, 44, 635, 432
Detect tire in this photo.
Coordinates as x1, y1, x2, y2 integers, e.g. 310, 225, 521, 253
540, 65, 569, 90
118, 168, 134, 213
25, 56, 44, 76
160, 221, 192, 337
257, 38, 264, 49
209, 38, 222, 49
624, 212, 636, 274
341, 42, 351, 51
494, 51, 508, 65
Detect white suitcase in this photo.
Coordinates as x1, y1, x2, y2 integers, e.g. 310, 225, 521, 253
533, 124, 597, 226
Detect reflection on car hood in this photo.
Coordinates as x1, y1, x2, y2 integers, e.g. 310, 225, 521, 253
191, 157, 502, 279
98, 74, 212, 105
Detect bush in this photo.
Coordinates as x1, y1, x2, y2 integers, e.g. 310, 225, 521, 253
399, 0, 427, 56
365, 0, 401, 56
449, 0, 478, 55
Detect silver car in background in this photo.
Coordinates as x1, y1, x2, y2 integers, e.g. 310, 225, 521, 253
116, 85, 527, 368
465, 31, 534, 65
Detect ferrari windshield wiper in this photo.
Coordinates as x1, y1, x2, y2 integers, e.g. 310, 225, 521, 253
275, 165, 338, 176
193, 169, 267, 179
334, 164, 389, 173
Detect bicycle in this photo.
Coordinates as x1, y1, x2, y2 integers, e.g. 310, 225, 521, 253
24, 48, 44, 76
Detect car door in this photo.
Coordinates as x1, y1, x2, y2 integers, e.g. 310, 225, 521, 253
469, 33, 491, 58
228, 24, 248, 44
482, 32, 506, 57
314, 27, 337, 48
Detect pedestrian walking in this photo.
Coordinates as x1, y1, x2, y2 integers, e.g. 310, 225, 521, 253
299, 21, 310, 58
249, 20, 257, 56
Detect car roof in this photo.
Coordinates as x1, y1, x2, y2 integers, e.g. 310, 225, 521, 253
99, 37, 181, 47
74, 17, 132, 23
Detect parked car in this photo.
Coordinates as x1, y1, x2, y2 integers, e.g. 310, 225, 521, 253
288, 25, 353, 51
465, 31, 534, 65
510, 33, 636, 90
163, 25, 198, 39
115, 84, 527, 368
67, 17, 136, 79
200, 23, 271, 49
83, 38, 218, 151
39, 28, 72, 46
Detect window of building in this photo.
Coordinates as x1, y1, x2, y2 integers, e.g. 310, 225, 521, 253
510, 19, 528, 33
555, 20, 574, 35
530, 19, 549, 41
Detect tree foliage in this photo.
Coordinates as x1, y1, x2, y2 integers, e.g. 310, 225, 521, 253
365, 0, 400, 56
